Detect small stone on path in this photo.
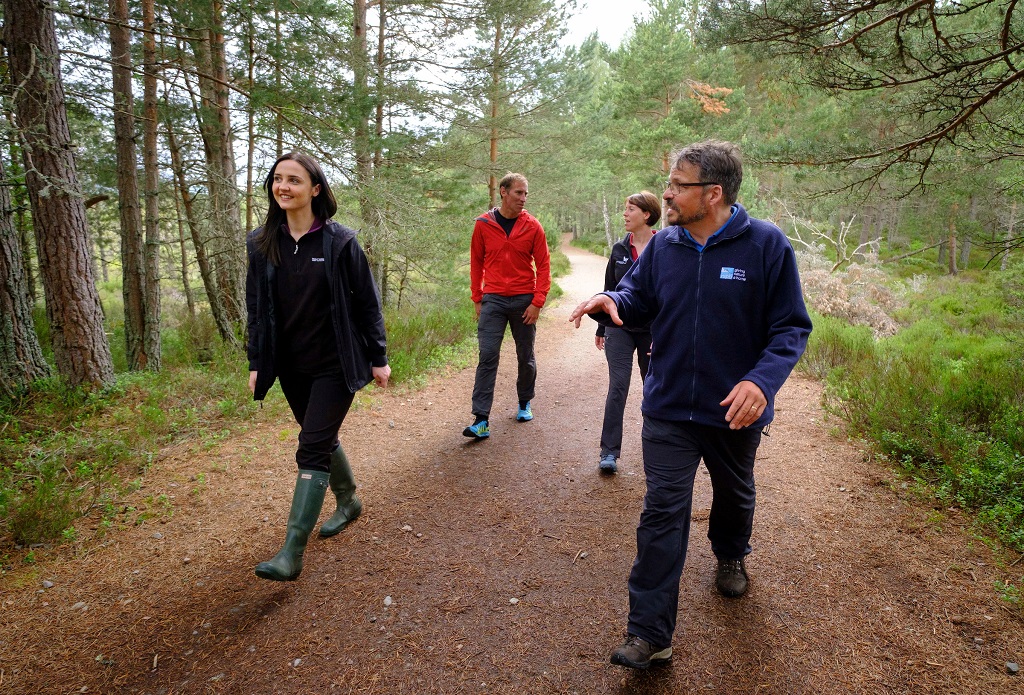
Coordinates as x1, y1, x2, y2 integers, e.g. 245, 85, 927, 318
1008, 662, 1020, 675
42, 580, 54, 589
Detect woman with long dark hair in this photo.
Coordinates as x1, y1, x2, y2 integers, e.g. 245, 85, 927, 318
595, 191, 660, 474
246, 151, 389, 581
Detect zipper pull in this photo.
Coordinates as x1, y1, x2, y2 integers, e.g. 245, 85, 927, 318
294, 243, 298, 255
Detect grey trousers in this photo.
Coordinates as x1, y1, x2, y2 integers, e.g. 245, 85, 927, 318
471, 293, 537, 418
600, 327, 652, 458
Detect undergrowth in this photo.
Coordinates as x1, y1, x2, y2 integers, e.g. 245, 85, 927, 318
802, 264, 1024, 552
1, 245, 569, 553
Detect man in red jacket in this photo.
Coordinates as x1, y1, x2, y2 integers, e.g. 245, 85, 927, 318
463, 172, 551, 439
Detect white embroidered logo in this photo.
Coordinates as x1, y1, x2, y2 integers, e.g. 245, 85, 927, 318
311, 257, 325, 262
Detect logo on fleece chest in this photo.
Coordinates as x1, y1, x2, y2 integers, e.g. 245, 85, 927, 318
719, 267, 747, 281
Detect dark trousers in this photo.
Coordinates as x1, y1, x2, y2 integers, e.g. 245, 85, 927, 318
600, 327, 651, 458
627, 416, 762, 647
471, 293, 537, 418
278, 370, 355, 472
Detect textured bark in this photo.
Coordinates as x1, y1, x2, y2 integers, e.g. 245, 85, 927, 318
6, 134, 36, 304
1004, 202, 1017, 272
0, 156, 50, 395
191, 1, 244, 326
352, 0, 387, 299
487, 20, 502, 209
3, 0, 114, 388
165, 116, 237, 345
142, 0, 162, 369
602, 194, 613, 249
110, 0, 150, 371
171, 184, 196, 317
959, 196, 976, 270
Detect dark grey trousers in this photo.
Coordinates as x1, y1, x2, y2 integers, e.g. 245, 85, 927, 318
471, 293, 537, 419
626, 416, 762, 647
600, 327, 651, 458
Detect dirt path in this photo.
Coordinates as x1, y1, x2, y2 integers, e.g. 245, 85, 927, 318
2, 238, 1022, 694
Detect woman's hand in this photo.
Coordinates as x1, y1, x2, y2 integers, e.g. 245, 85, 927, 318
372, 365, 391, 389
248, 370, 257, 395
595, 336, 605, 351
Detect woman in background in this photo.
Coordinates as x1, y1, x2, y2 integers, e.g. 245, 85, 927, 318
246, 151, 389, 581
595, 191, 660, 474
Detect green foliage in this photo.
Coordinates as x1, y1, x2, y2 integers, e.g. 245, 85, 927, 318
809, 269, 1024, 550
0, 325, 259, 546
571, 234, 610, 257
800, 312, 875, 381
384, 290, 478, 387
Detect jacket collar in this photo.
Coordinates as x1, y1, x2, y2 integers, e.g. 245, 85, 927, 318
476, 208, 536, 231
664, 204, 748, 249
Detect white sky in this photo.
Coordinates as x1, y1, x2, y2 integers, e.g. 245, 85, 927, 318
563, 0, 652, 48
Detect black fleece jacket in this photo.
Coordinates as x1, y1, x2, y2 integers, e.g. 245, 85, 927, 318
595, 234, 651, 338
246, 221, 388, 401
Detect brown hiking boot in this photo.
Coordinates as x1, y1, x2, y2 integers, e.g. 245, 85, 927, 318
715, 557, 749, 597
610, 635, 672, 669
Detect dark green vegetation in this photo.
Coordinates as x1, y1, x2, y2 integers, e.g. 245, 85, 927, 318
2, 0, 1023, 586
802, 266, 1024, 551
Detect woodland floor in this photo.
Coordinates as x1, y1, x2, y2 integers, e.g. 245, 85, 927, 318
1, 238, 1023, 695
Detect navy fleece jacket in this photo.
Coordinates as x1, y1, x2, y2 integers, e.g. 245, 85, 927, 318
601, 204, 812, 428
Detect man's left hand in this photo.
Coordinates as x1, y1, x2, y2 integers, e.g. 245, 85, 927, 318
721, 380, 766, 430
522, 304, 541, 325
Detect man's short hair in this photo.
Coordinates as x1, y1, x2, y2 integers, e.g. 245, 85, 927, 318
672, 141, 742, 205
499, 172, 528, 192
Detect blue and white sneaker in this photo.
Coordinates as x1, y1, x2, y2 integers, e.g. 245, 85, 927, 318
462, 420, 490, 439
516, 402, 533, 422
599, 454, 618, 474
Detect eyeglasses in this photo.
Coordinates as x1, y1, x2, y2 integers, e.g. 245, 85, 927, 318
664, 180, 720, 195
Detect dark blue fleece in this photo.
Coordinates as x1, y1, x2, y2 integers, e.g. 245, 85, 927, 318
603, 204, 812, 428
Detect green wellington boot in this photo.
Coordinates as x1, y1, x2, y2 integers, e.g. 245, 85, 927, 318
319, 444, 363, 537
255, 470, 329, 581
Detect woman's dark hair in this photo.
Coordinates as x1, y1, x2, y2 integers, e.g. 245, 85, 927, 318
627, 190, 661, 228
254, 151, 338, 265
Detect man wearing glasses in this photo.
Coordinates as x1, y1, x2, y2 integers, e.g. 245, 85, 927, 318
570, 140, 812, 669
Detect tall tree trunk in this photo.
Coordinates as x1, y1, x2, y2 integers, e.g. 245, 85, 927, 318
142, 0, 162, 370
487, 20, 502, 208
0, 155, 50, 395
353, 0, 371, 206
374, 0, 386, 174
602, 194, 613, 249
958, 195, 976, 269
192, 2, 244, 326
948, 204, 958, 275
274, 0, 283, 157
165, 114, 237, 345
110, 0, 149, 371
172, 185, 196, 317
4, 0, 114, 388
5, 136, 35, 304
1004, 202, 1017, 272
245, 7, 257, 234
353, 0, 387, 299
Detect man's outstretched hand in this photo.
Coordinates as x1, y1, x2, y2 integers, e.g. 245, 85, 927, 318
569, 294, 621, 328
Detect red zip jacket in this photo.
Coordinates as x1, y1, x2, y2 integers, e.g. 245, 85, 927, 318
470, 209, 551, 307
